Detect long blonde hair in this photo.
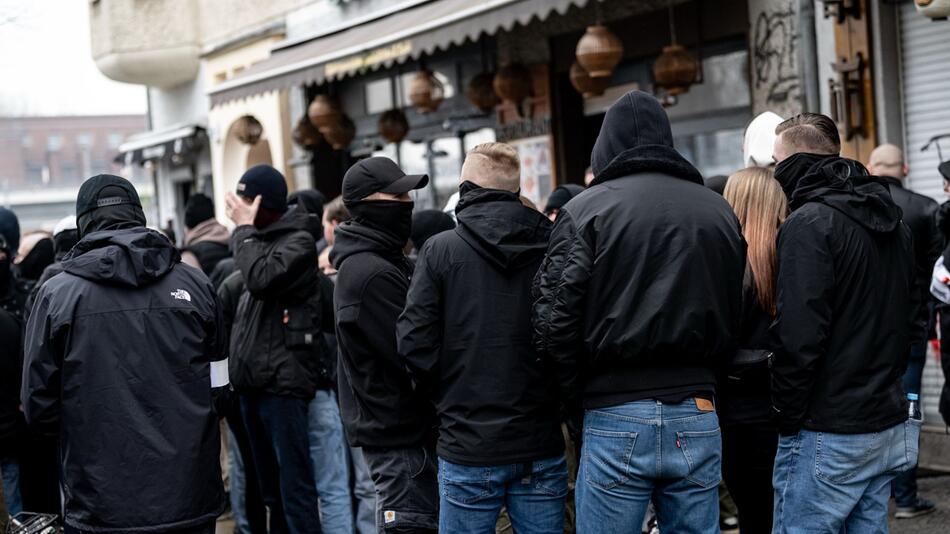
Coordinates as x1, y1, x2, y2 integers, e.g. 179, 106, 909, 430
723, 168, 787, 315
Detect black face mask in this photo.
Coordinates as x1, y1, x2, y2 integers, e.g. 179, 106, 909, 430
348, 200, 415, 244
774, 152, 830, 198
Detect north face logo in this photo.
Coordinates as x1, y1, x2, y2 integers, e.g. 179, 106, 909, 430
170, 289, 192, 302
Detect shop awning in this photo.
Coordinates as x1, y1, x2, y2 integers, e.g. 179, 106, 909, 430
209, 0, 592, 106
116, 124, 206, 165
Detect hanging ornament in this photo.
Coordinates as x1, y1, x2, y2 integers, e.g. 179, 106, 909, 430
408, 70, 445, 113
493, 63, 532, 107
466, 72, 500, 112
575, 25, 623, 78
234, 115, 263, 145
378, 109, 409, 143
653, 3, 699, 96
292, 116, 322, 148
323, 114, 355, 150
307, 95, 341, 130
569, 62, 611, 98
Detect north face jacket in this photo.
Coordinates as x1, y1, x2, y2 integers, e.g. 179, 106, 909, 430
771, 157, 919, 435
532, 90, 746, 412
229, 209, 333, 398
397, 184, 564, 466
21, 227, 227, 532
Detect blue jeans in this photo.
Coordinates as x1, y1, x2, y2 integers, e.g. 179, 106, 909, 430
241, 394, 322, 534
438, 456, 568, 533
308, 390, 353, 534
773, 420, 920, 533
576, 399, 721, 534
350, 447, 377, 534
228, 426, 251, 534
1, 456, 22, 516
892, 341, 927, 507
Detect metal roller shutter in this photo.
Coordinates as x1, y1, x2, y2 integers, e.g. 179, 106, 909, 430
900, 4, 950, 424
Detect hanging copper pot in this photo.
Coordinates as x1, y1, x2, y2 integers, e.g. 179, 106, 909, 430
323, 114, 355, 150
493, 63, 532, 106
292, 116, 322, 148
408, 70, 444, 113
234, 115, 263, 145
575, 25, 624, 78
307, 95, 341, 130
653, 44, 699, 96
466, 72, 500, 112
569, 62, 610, 98
378, 109, 409, 143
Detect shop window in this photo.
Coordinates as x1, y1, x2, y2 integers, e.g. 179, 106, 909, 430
398, 70, 455, 108
365, 78, 394, 114
462, 128, 496, 153
674, 127, 745, 179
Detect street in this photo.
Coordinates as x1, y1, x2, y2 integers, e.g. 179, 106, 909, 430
890, 474, 950, 534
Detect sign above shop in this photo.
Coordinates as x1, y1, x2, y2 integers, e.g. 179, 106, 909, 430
325, 40, 413, 77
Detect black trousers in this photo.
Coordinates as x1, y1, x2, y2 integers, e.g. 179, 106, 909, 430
721, 422, 778, 534
65, 522, 215, 534
226, 402, 268, 534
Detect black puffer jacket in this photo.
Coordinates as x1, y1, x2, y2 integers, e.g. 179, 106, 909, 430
331, 220, 435, 448
229, 209, 332, 399
532, 90, 746, 412
771, 156, 918, 435
0, 280, 25, 457
881, 176, 941, 339
22, 227, 227, 532
398, 184, 563, 466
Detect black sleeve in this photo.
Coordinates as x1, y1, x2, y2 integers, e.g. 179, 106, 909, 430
232, 226, 317, 299
770, 221, 834, 435
205, 282, 232, 417
940, 308, 950, 426
21, 289, 67, 436
531, 210, 593, 425
216, 270, 245, 347
318, 272, 336, 334
396, 242, 442, 398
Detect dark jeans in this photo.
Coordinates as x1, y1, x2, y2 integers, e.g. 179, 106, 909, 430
241, 394, 322, 534
721, 422, 778, 534
362, 444, 439, 533
892, 341, 927, 507
65, 523, 215, 534
226, 403, 267, 534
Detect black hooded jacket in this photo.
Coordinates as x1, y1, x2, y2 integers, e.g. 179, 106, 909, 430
0, 278, 25, 457
21, 227, 227, 532
397, 184, 563, 466
532, 90, 746, 412
771, 156, 919, 435
229, 209, 333, 398
331, 218, 435, 448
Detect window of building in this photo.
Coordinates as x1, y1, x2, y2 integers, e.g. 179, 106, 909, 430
21, 136, 32, 149
47, 135, 62, 152
77, 133, 94, 148
108, 133, 123, 149
365, 78, 394, 114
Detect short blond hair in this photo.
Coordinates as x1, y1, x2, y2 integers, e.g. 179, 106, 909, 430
460, 142, 521, 192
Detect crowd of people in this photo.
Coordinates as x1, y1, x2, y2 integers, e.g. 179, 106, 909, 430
1, 89, 949, 534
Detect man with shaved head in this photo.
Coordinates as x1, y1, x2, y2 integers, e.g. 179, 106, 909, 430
867, 143, 941, 519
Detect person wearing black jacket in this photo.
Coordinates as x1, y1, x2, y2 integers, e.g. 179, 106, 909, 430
769, 114, 921, 533
181, 194, 231, 277
398, 143, 566, 532
224, 165, 328, 534
532, 90, 746, 533
867, 143, 941, 519
21, 175, 228, 534
0, 212, 25, 518
331, 157, 437, 533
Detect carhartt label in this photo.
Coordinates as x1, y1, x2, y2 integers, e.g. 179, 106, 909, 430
384, 511, 396, 523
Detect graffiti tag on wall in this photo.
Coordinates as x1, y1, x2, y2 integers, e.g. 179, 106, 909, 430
752, 2, 800, 106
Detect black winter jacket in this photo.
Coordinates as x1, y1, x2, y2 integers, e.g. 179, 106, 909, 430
532, 90, 747, 412
229, 210, 332, 398
771, 157, 919, 435
0, 280, 25, 456
21, 227, 227, 532
331, 220, 435, 448
881, 176, 941, 339
397, 184, 563, 466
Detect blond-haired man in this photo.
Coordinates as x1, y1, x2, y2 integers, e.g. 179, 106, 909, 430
398, 142, 567, 533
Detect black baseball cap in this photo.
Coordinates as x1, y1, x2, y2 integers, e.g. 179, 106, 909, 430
940, 160, 950, 182
342, 157, 428, 205
76, 174, 142, 218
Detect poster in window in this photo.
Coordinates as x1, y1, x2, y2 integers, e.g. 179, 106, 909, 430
511, 135, 554, 206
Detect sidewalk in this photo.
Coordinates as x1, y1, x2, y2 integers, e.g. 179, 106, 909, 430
890, 474, 950, 534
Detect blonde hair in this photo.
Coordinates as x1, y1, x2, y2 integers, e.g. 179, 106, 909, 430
460, 142, 521, 192
724, 167, 787, 315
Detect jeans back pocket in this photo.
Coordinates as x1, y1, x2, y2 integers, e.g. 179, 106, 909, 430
677, 428, 722, 488
815, 431, 874, 484
439, 460, 492, 505
583, 428, 639, 490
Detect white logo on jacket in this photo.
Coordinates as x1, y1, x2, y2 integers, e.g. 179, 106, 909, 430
170, 289, 192, 302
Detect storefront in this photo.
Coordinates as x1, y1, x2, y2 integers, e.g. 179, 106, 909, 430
208, 0, 754, 210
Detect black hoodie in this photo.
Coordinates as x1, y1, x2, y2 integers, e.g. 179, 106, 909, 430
770, 155, 919, 435
397, 184, 563, 466
331, 215, 435, 448
532, 90, 746, 412
22, 227, 227, 532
